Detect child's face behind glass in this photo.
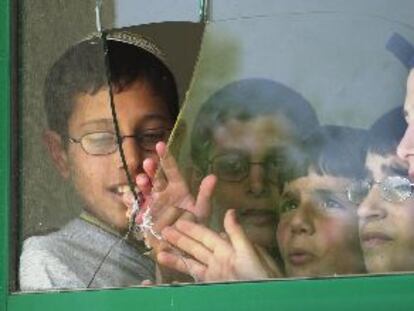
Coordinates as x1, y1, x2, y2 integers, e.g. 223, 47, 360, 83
277, 173, 365, 277
359, 152, 414, 272
48, 80, 173, 232
208, 115, 298, 249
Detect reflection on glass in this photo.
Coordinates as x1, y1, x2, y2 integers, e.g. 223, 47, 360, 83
152, 4, 414, 283
18, 0, 414, 293
189, 78, 318, 251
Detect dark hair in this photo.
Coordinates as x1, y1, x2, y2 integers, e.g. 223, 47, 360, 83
304, 125, 368, 179
367, 106, 406, 156
190, 78, 319, 172
44, 38, 179, 137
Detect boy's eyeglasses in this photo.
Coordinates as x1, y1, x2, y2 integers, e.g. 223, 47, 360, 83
347, 176, 414, 204
208, 152, 288, 183
68, 128, 171, 156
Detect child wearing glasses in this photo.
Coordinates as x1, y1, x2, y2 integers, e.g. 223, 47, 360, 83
356, 106, 414, 273
155, 125, 367, 281
19, 31, 179, 290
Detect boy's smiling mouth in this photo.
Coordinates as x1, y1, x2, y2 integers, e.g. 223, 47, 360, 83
108, 184, 139, 200
114, 185, 135, 195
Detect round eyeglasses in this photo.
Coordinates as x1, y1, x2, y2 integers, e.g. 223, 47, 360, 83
347, 176, 414, 204
208, 152, 293, 183
68, 128, 171, 156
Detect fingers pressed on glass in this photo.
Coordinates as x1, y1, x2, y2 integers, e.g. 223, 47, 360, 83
142, 157, 158, 181
136, 173, 152, 196
161, 226, 213, 264
174, 219, 230, 252
152, 206, 184, 233
193, 174, 217, 222
157, 251, 206, 280
223, 209, 252, 251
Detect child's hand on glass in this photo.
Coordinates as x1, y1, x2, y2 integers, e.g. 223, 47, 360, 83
158, 209, 282, 282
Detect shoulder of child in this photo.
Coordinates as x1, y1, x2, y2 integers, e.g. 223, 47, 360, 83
19, 234, 84, 291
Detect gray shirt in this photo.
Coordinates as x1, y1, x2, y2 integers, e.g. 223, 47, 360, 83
19, 218, 155, 291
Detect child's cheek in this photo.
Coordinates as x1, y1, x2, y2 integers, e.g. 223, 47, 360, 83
318, 217, 355, 254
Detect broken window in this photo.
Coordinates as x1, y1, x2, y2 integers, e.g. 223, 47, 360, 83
15, 0, 414, 293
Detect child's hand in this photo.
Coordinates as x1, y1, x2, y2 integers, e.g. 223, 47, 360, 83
123, 141, 216, 260
157, 209, 283, 282
147, 142, 216, 225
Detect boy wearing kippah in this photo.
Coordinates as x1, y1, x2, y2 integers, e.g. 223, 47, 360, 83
19, 32, 179, 290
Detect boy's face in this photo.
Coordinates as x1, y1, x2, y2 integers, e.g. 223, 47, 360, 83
358, 152, 414, 272
207, 115, 298, 249
47, 80, 173, 232
277, 172, 364, 277
397, 69, 414, 178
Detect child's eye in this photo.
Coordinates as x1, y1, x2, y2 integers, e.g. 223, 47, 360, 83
218, 157, 244, 174
319, 198, 343, 210
84, 132, 116, 145
280, 198, 299, 214
80, 132, 117, 155
266, 155, 283, 169
139, 129, 169, 149
210, 153, 248, 181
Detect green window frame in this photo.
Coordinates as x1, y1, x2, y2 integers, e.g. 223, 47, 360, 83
1, 1, 414, 310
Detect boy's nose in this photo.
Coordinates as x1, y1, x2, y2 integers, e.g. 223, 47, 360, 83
357, 187, 387, 222
247, 163, 267, 196
289, 202, 315, 235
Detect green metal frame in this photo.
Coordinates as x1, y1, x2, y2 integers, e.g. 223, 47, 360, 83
4, 275, 414, 311
0, 0, 11, 310
1, 1, 414, 310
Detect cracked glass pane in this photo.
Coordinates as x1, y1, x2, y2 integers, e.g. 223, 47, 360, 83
17, 0, 202, 291
16, 0, 414, 293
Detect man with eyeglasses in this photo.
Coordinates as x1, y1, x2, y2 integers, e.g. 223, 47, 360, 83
19, 32, 179, 290
351, 107, 414, 273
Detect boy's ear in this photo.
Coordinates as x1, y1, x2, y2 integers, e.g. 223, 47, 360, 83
43, 130, 70, 179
